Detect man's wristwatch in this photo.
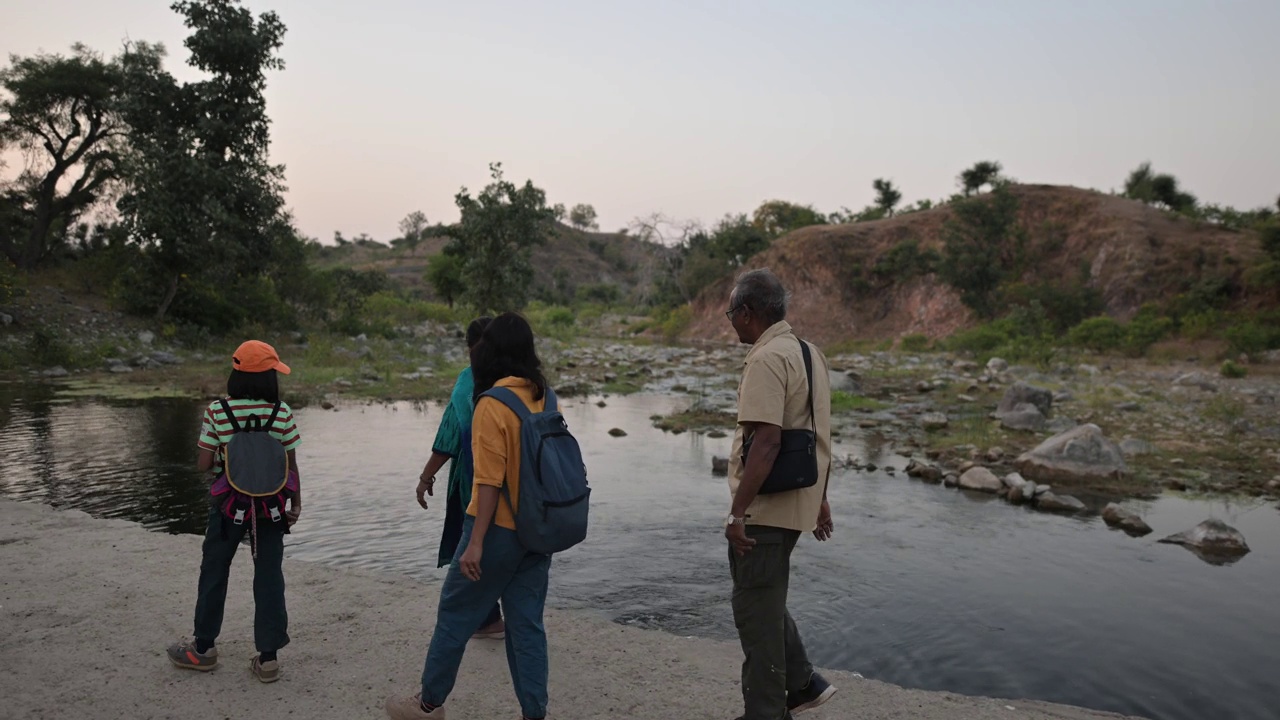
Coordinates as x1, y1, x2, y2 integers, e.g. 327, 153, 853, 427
726, 514, 746, 527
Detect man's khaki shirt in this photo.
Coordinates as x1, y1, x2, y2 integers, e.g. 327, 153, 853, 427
728, 321, 833, 532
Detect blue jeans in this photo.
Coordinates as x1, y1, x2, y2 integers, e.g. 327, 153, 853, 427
422, 517, 551, 718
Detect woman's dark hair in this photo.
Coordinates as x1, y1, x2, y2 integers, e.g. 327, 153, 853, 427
227, 369, 280, 404
472, 312, 546, 402
466, 316, 494, 349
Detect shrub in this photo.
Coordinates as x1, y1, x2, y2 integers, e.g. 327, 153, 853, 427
0, 256, 20, 306
899, 334, 930, 352
658, 305, 693, 342
946, 323, 1011, 354
1220, 360, 1247, 379
1123, 307, 1174, 356
26, 326, 73, 367
1068, 316, 1125, 352
576, 283, 621, 305
1224, 320, 1280, 356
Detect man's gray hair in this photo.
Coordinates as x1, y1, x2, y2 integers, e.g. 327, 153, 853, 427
731, 268, 789, 324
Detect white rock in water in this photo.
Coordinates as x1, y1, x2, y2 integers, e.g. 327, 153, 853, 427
1159, 519, 1249, 557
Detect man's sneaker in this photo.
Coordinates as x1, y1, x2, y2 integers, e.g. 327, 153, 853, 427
250, 653, 280, 683
787, 672, 836, 714
385, 693, 446, 719
473, 619, 506, 640
166, 640, 219, 671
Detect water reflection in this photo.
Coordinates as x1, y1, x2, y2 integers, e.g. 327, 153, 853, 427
1, 385, 1278, 720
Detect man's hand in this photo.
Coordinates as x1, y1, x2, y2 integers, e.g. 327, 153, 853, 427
459, 542, 483, 581
813, 499, 833, 541
416, 475, 435, 510
285, 499, 301, 528
725, 521, 756, 556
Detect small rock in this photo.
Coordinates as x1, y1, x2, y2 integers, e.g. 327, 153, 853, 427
1172, 372, 1218, 393
999, 403, 1046, 432
1001, 472, 1026, 490
1035, 492, 1086, 513
916, 380, 934, 393
711, 456, 729, 475
596, 401, 607, 408
987, 357, 1009, 374
0, 312, 12, 326
1053, 390, 1074, 403
320, 401, 335, 410
1045, 417, 1079, 433
41, 366, 70, 378
707, 430, 728, 439
958, 467, 1003, 493
138, 330, 155, 346
1034, 484, 1051, 497
957, 394, 976, 403
401, 372, 422, 381
109, 364, 134, 374
857, 419, 880, 428
1007, 484, 1025, 504
943, 473, 960, 488
335, 379, 354, 388
1102, 503, 1153, 536
920, 412, 948, 431
150, 351, 182, 365
997, 382, 1053, 418
985, 446, 1006, 462
355, 333, 368, 343
608, 428, 627, 437
1115, 401, 1141, 412
1119, 438, 1157, 457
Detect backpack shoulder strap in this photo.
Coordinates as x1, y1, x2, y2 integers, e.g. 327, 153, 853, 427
265, 402, 283, 433
480, 387, 533, 421
543, 387, 558, 413
218, 399, 242, 433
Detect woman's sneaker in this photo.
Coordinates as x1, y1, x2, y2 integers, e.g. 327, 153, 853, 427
787, 672, 836, 713
166, 640, 219, 671
250, 653, 280, 683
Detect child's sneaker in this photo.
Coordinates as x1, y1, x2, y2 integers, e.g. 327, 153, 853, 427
166, 640, 219, 671
385, 693, 446, 719
250, 653, 280, 683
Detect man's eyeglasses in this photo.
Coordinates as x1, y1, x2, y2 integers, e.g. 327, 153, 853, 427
725, 304, 745, 321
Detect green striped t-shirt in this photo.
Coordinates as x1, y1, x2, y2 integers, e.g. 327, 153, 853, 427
198, 399, 302, 471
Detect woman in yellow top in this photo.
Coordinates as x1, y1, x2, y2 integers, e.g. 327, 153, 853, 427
387, 313, 554, 720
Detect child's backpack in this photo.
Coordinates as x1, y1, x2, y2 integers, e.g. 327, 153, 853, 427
480, 386, 590, 555
209, 400, 297, 551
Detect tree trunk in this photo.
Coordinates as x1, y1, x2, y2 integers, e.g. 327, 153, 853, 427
156, 273, 180, 323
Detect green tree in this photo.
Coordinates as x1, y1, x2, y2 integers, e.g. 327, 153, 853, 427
425, 251, 464, 308
452, 162, 556, 312
751, 200, 826, 237
0, 45, 126, 268
958, 161, 1003, 196
116, 0, 288, 323
707, 213, 770, 265
1123, 162, 1196, 212
1123, 162, 1156, 203
939, 185, 1024, 317
395, 210, 429, 249
569, 203, 598, 230
872, 178, 902, 217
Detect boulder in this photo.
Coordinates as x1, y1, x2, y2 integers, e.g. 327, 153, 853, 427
999, 403, 1047, 432
997, 382, 1053, 418
958, 467, 1003, 493
1101, 503, 1153, 536
1158, 519, 1250, 562
1014, 423, 1127, 484
1001, 472, 1027, 491
1035, 492, 1086, 513
905, 459, 944, 483
986, 357, 1009, 374
920, 412, 949, 431
711, 456, 729, 476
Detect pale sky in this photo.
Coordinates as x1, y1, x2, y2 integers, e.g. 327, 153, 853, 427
4, 0, 1278, 242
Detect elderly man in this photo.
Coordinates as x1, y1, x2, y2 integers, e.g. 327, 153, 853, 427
723, 269, 837, 720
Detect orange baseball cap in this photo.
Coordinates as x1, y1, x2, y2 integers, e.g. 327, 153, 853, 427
232, 340, 291, 374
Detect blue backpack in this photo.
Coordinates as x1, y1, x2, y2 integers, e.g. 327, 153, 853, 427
481, 386, 590, 555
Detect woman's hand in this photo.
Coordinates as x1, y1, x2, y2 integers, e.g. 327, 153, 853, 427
416, 475, 435, 510
459, 541, 483, 581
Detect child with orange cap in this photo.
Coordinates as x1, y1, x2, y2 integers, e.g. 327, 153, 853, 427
166, 340, 303, 683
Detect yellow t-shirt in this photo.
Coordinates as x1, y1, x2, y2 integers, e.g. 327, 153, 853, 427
465, 377, 547, 531
728, 321, 833, 532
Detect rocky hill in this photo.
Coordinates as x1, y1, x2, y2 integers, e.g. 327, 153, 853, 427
686, 185, 1267, 345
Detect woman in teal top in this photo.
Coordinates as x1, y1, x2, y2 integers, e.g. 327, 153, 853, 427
416, 316, 503, 639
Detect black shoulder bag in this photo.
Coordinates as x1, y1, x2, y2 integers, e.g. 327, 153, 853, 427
742, 337, 819, 495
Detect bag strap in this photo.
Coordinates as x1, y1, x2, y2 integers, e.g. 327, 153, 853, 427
264, 401, 283, 433
798, 337, 815, 433
480, 386, 532, 421
218, 399, 242, 433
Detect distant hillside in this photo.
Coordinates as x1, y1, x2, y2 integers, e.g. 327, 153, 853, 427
315, 223, 673, 304
686, 185, 1268, 345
